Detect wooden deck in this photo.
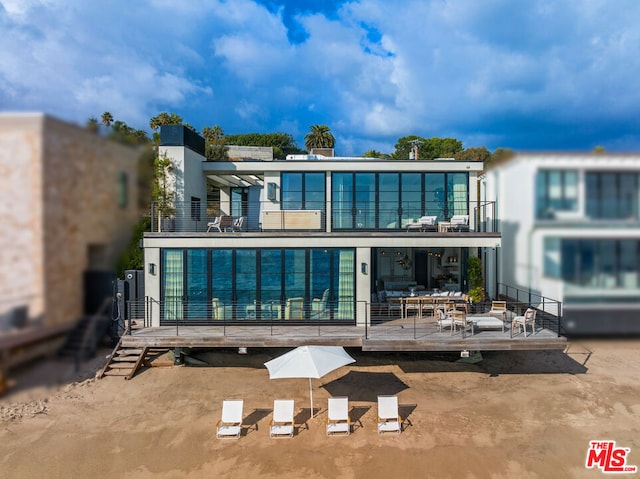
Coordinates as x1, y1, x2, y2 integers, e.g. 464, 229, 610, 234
121, 319, 566, 352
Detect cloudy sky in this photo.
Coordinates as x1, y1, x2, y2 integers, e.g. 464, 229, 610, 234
1, 0, 640, 155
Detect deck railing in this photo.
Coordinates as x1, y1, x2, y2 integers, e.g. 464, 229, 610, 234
495, 283, 563, 337
124, 295, 563, 339
149, 200, 498, 234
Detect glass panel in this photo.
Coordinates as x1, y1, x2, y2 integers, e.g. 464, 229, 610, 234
236, 250, 257, 317
260, 249, 282, 319
335, 249, 355, 320
620, 240, 639, 288
585, 173, 598, 218
563, 172, 578, 211
543, 237, 561, 278
447, 173, 468, 216
186, 250, 207, 319
310, 249, 331, 319
536, 171, 548, 218
561, 240, 578, 283
619, 174, 636, 219
401, 173, 421, 227
305, 173, 325, 211
163, 250, 183, 320
601, 173, 617, 219
355, 173, 376, 229
211, 249, 232, 319
332, 173, 353, 229
379, 173, 399, 229
284, 249, 306, 319
425, 173, 445, 220
579, 240, 596, 287
282, 173, 303, 210
598, 240, 617, 288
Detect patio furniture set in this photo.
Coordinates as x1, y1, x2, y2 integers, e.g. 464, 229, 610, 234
206, 215, 244, 232
216, 395, 403, 439
406, 214, 469, 233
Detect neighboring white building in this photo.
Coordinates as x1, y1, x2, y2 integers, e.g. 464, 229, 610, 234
483, 152, 640, 335
143, 126, 501, 331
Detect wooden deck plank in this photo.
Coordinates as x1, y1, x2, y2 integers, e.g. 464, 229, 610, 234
119, 323, 566, 352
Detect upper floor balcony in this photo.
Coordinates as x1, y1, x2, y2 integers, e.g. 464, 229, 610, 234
148, 199, 499, 235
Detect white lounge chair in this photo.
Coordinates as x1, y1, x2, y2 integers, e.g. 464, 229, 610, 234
406, 215, 437, 232
326, 397, 351, 436
450, 214, 469, 231
206, 216, 221, 233
216, 399, 244, 439
512, 308, 536, 337
377, 395, 402, 435
270, 399, 295, 438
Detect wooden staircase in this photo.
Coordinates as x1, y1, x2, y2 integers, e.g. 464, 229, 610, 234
98, 340, 150, 380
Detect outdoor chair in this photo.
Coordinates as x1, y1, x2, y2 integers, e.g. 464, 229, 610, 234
311, 289, 330, 320
436, 308, 454, 334
206, 216, 221, 233
488, 300, 507, 321
451, 310, 474, 337
270, 399, 295, 438
232, 216, 244, 232
512, 308, 537, 337
216, 399, 244, 439
326, 397, 351, 436
406, 215, 437, 232
450, 215, 469, 232
285, 297, 305, 320
377, 395, 402, 435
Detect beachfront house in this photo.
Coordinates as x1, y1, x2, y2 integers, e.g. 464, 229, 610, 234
482, 152, 640, 335
142, 126, 502, 331
124, 126, 571, 360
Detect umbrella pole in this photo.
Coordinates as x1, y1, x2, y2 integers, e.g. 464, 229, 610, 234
309, 377, 313, 419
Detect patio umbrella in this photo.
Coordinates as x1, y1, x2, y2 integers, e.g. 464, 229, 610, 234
264, 345, 355, 418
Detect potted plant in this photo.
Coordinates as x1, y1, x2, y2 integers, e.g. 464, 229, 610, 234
466, 256, 484, 312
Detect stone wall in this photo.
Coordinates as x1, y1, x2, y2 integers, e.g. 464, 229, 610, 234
0, 113, 140, 327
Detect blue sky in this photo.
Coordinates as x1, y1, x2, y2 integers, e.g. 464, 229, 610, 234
1, 0, 640, 155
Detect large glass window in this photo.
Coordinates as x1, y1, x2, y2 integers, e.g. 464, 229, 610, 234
401, 173, 422, 227
586, 172, 640, 220
379, 173, 399, 229
355, 173, 376, 229
555, 238, 640, 290
281, 172, 325, 211
536, 170, 578, 219
186, 250, 207, 319
332, 172, 467, 230
162, 248, 355, 323
332, 173, 353, 229
163, 250, 183, 320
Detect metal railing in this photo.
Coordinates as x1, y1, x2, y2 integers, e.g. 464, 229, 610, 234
124, 294, 564, 339
148, 200, 498, 234
496, 283, 563, 337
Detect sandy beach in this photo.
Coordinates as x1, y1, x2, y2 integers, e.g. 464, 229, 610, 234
1, 340, 639, 479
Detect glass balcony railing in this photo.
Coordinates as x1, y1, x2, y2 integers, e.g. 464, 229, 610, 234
148, 200, 498, 234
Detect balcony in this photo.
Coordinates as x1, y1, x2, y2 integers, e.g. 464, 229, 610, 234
148, 200, 499, 235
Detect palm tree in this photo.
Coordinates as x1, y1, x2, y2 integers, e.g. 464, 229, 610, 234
101, 111, 113, 128
304, 124, 335, 151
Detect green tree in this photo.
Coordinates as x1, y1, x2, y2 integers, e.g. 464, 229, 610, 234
486, 147, 515, 169
455, 146, 492, 163
202, 125, 228, 161
363, 149, 389, 158
152, 151, 175, 231
101, 111, 113, 127
304, 124, 335, 150
391, 136, 462, 160
149, 112, 183, 131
